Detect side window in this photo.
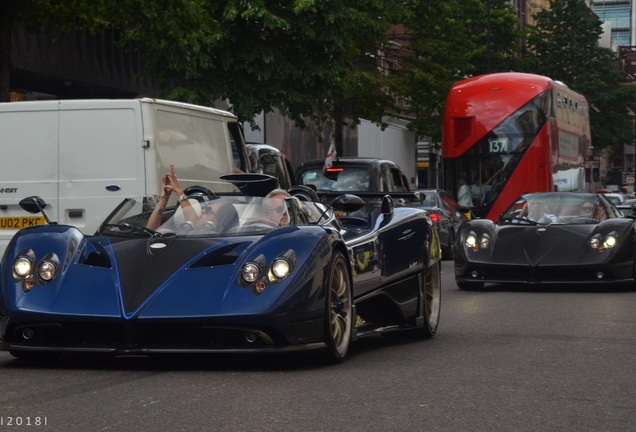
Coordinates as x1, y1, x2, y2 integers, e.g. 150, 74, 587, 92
228, 123, 250, 173
382, 166, 396, 192
440, 193, 458, 211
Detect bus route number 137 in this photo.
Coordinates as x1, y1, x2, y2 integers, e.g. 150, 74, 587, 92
488, 138, 509, 154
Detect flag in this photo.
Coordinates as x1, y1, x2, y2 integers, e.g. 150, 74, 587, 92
323, 141, 337, 171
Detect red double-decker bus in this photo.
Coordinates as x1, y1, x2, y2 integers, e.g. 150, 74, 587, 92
442, 72, 592, 221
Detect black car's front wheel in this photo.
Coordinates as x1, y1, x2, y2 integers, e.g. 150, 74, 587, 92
323, 252, 353, 363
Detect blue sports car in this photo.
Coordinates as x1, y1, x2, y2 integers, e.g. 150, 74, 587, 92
0, 175, 441, 363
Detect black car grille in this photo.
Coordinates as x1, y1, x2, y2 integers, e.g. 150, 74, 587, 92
482, 265, 619, 282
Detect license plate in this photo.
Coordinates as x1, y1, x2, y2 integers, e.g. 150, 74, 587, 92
0, 216, 46, 230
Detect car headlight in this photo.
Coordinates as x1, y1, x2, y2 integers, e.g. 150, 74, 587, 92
465, 232, 490, 252
271, 259, 290, 279
13, 257, 32, 278
465, 232, 478, 251
589, 236, 600, 249
268, 249, 296, 281
589, 232, 618, 253
242, 263, 261, 283
12, 249, 36, 281
36, 253, 60, 283
603, 234, 617, 249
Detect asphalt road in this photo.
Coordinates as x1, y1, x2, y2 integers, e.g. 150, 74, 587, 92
1, 261, 635, 432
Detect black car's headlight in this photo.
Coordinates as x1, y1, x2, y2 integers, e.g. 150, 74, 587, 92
465, 231, 490, 252
589, 232, 618, 253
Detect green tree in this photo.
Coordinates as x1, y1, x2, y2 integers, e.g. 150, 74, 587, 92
395, 0, 521, 143
0, 0, 218, 102
1, 0, 406, 153
524, 0, 636, 150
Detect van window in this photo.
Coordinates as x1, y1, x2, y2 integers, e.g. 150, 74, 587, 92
155, 109, 233, 180
228, 123, 250, 173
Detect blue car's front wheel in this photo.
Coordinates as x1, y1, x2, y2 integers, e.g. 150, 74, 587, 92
324, 252, 352, 363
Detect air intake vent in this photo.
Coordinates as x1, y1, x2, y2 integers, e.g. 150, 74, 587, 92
453, 117, 473, 147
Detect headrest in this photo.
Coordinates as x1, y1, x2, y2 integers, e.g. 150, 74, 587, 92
220, 173, 279, 197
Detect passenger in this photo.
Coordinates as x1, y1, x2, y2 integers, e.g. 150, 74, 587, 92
580, 201, 595, 217
146, 164, 238, 232
264, 189, 291, 226
147, 164, 197, 230
178, 198, 239, 233
457, 178, 473, 208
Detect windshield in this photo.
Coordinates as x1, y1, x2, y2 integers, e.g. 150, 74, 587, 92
98, 195, 329, 238
499, 193, 610, 225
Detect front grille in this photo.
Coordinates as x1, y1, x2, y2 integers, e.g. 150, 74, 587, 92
8, 321, 280, 350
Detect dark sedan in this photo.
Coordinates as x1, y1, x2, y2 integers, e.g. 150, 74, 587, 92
295, 157, 410, 194
617, 198, 636, 218
413, 189, 465, 260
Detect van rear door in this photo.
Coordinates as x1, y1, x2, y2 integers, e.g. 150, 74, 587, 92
58, 100, 145, 235
0, 101, 59, 257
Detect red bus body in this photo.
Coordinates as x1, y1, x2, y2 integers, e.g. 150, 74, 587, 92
442, 72, 591, 221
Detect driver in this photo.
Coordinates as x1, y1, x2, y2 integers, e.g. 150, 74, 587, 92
264, 189, 291, 226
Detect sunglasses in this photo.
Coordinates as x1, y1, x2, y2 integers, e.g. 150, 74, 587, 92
582, 206, 594, 212
266, 205, 286, 214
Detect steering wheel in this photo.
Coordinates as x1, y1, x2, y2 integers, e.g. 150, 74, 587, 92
242, 218, 279, 228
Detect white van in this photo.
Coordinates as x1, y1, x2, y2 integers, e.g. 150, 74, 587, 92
0, 98, 251, 257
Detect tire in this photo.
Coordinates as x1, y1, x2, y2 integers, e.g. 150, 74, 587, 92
419, 261, 442, 338
442, 231, 456, 261
323, 252, 353, 363
457, 281, 484, 290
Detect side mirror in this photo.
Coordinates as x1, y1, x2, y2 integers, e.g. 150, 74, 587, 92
19, 196, 55, 224
19, 196, 47, 214
330, 194, 366, 213
380, 195, 394, 220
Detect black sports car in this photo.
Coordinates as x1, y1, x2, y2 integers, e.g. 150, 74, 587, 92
454, 192, 636, 290
1, 175, 441, 363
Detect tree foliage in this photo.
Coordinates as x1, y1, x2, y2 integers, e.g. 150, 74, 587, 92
524, 0, 636, 150
1, 0, 407, 152
395, 0, 521, 142
2, 0, 633, 155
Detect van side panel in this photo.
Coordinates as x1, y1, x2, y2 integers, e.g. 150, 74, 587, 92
0, 105, 59, 255
58, 103, 144, 233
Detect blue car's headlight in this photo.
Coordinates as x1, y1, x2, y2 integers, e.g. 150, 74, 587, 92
268, 249, 296, 282
38, 254, 60, 281
13, 256, 33, 279
242, 263, 261, 283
